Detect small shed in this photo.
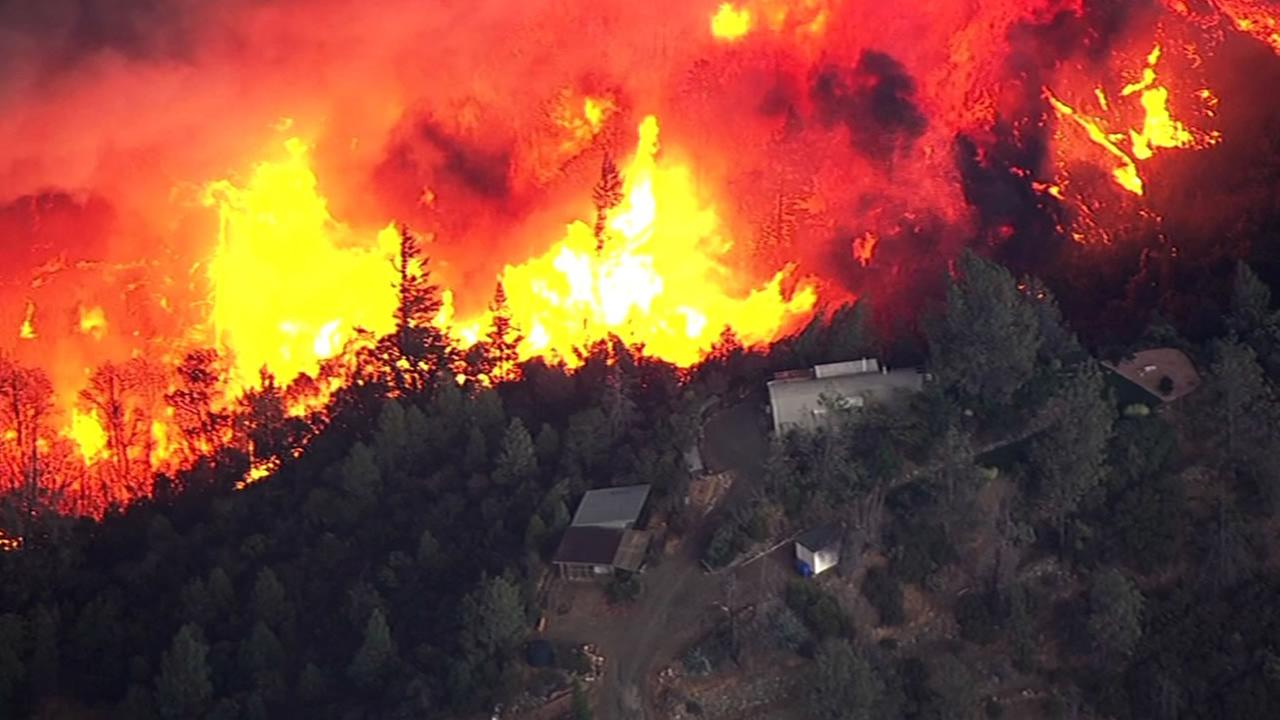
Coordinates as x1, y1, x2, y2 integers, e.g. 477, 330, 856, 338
795, 525, 842, 577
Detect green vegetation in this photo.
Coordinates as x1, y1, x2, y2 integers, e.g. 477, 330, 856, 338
5, 246, 1280, 718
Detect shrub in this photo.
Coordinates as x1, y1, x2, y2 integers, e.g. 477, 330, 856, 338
785, 580, 854, 639
862, 567, 906, 626
605, 573, 641, 604
955, 591, 999, 645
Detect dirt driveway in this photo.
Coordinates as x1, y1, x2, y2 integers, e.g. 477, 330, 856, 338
540, 398, 775, 719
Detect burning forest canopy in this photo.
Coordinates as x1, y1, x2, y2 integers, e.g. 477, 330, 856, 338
0, 0, 1279, 515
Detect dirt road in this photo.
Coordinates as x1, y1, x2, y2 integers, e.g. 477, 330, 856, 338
544, 399, 772, 719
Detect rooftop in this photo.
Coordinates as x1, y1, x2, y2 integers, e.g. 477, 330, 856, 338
767, 368, 924, 431
570, 484, 652, 528
553, 526, 624, 566
797, 524, 843, 552
1103, 348, 1201, 403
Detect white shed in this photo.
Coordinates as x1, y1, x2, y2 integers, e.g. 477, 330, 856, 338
795, 525, 843, 577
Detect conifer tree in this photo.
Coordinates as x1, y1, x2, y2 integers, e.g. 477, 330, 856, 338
592, 155, 624, 253
348, 608, 397, 691
154, 624, 212, 720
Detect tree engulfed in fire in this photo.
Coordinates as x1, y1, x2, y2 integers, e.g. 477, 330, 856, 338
0, 0, 1277, 522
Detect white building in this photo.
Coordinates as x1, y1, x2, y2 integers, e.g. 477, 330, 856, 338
766, 358, 925, 435
795, 525, 842, 577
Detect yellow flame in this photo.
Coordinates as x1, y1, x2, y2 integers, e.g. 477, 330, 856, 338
201, 138, 400, 396
1045, 89, 1145, 195
1045, 44, 1218, 197
78, 305, 108, 341
18, 300, 36, 340
68, 408, 108, 464
471, 115, 816, 367
150, 419, 171, 468
712, 3, 754, 40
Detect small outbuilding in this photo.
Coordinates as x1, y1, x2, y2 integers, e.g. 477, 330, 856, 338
795, 525, 843, 577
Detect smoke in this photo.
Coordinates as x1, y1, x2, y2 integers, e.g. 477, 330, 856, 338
0, 0, 1277, 391
809, 52, 928, 161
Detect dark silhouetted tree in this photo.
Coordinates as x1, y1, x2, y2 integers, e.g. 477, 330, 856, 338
166, 348, 230, 463
348, 608, 397, 691
1030, 363, 1115, 545
927, 251, 1042, 408
592, 154, 624, 252
805, 638, 884, 720
154, 624, 212, 720
1086, 568, 1144, 662
494, 418, 537, 486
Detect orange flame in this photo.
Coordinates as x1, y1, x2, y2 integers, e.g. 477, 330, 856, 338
851, 232, 879, 267
1046, 43, 1219, 196
457, 115, 817, 366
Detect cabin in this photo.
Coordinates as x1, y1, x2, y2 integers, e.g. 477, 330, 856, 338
795, 525, 843, 577
553, 484, 652, 581
766, 358, 925, 435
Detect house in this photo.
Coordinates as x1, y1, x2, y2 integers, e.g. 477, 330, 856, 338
1102, 348, 1201, 404
554, 484, 652, 580
570, 484, 651, 529
553, 526, 650, 580
766, 357, 925, 435
795, 524, 842, 577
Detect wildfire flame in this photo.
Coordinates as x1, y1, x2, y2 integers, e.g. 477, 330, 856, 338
68, 408, 108, 465
78, 305, 107, 341
201, 137, 401, 398
709, 0, 832, 40
712, 4, 754, 41
18, 301, 36, 340
851, 232, 879, 267
1046, 43, 1220, 196
470, 116, 816, 366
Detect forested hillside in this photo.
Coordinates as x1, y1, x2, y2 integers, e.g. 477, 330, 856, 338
4, 249, 1280, 720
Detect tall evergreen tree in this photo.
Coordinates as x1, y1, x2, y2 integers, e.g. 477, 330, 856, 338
592, 154, 624, 253
383, 224, 450, 394
926, 251, 1042, 409
1030, 363, 1115, 546
485, 283, 523, 383
154, 624, 212, 720
348, 608, 397, 691
1087, 568, 1144, 662
494, 418, 537, 486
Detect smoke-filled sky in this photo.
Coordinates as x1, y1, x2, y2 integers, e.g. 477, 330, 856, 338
1, 0, 1279, 396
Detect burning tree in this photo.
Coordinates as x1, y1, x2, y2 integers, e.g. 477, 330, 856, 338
78, 358, 168, 507
467, 283, 524, 384
166, 349, 232, 465
592, 154, 624, 253
0, 356, 74, 531
375, 224, 452, 394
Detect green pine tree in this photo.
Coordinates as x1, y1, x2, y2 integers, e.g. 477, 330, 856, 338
154, 624, 212, 720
